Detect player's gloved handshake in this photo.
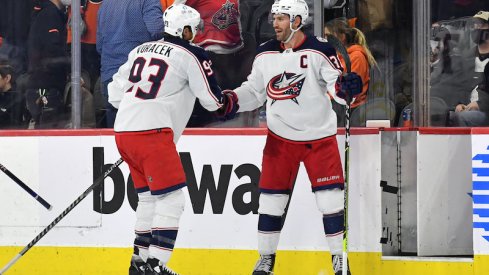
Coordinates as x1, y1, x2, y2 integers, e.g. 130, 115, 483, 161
336, 72, 362, 102
217, 89, 239, 120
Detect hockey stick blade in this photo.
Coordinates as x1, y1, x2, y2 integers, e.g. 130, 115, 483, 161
0, 163, 52, 210
0, 158, 124, 274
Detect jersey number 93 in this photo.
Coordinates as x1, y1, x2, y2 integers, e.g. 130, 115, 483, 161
128, 57, 169, 100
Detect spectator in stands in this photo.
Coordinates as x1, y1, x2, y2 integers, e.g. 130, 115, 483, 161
429, 23, 470, 101
182, 0, 243, 54
25, 0, 71, 129
450, 11, 489, 126
176, 0, 258, 127
427, 24, 463, 126
96, 0, 164, 128
0, 0, 35, 76
0, 61, 28, 128
160, 0, 175, 11
430, 26, 455, 86
432, 0, 489, 22
325, 17, 377, 109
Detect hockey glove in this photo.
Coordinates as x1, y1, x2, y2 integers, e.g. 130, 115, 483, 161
336, 72, 363, 103
217, 90, 239, 120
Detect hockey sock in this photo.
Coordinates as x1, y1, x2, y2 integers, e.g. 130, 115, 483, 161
323, 210, 344, 255
258, 214, 283, 255
134, 191, 155, 261
148, 189, 185, 265
134, 231, 152, 261
149, 228, 178, 265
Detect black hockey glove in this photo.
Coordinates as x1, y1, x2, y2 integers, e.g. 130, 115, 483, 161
337, 72, 363, 102
217, 90, 239, 120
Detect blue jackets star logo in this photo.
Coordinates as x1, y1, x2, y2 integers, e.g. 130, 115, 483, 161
267, 71, 305, 105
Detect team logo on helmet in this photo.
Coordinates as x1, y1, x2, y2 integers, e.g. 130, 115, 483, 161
212, 0, 239, 30
267, 71, 305, 105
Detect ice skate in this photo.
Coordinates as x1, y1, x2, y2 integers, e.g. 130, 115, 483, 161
145, 257, 180, 275
252, 254, 275, 275
332, 254, 351, 275
129, 254, 148, 275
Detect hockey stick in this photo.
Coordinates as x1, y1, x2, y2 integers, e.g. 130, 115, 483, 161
327, 34, 352, 275
0, 158, 124, 274
0, 163, 52, 210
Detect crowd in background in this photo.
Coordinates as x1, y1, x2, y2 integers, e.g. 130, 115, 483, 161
0, 0, 489, 129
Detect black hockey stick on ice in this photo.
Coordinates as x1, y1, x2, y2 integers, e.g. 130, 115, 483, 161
0, 158, 124, 275
0, 163, 52, 210
327, 33, 352, 275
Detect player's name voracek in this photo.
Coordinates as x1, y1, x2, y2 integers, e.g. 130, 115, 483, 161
136, 42, 173, 57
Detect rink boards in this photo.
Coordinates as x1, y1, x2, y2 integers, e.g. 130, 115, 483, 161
0, 128, 488, 274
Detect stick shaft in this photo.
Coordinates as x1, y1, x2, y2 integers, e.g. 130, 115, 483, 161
327, 33, 352, 275
0, 163, 52, 210
0, 254, 21, 274
342, 100, 351, 275
0, 158, 124, 274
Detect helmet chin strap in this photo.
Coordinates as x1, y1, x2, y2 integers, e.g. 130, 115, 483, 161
283, 20, 303, 44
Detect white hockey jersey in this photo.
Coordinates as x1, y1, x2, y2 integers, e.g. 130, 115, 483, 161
234, 35, 344, 141
108, 36, 223, 141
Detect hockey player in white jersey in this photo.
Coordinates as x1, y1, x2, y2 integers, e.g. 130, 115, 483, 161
108, 4, 237, 275
221, 0, 362, 274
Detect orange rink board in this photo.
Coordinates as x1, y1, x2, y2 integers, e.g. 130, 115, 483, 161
1, 247, 488, 275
